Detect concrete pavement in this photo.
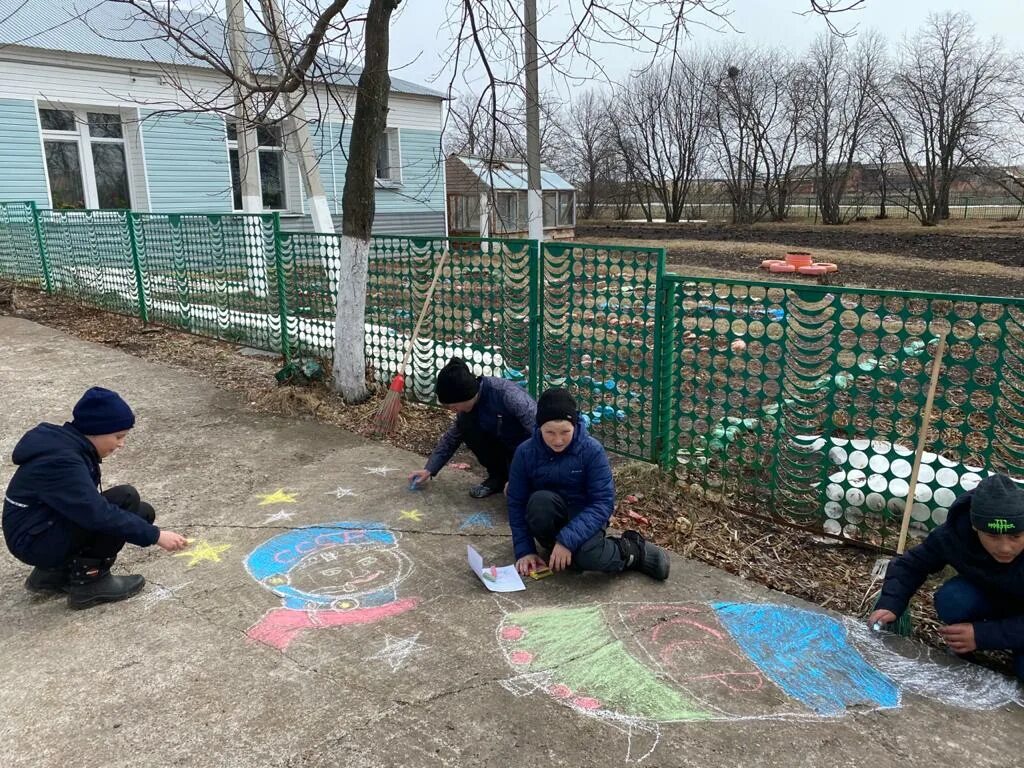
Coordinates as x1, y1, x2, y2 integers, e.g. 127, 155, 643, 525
1, 316, 1021, 768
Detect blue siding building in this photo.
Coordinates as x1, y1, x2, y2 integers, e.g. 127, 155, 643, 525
0, 0, 447, 235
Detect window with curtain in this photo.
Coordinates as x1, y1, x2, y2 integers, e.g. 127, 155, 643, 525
226, 121, 287, 210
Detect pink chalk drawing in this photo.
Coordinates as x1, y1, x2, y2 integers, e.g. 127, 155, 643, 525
244, 522, 419, 651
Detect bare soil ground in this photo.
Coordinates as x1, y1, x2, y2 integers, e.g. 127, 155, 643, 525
577, 220, 1024, 296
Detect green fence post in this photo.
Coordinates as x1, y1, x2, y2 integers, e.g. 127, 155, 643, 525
649, 248, 670, 465
273, 213, 292, 364
125, 212, 149, 324
31, 202, 54, 295
527, 239, 541, 398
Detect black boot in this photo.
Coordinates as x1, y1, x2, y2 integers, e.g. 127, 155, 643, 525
25, 566, 70, 595
67, 557, 145, 610
617, 531, 670, 581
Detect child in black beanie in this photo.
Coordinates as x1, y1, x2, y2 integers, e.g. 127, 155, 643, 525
3, 387, 189, 609
870, 473, 1024, 679
410, 357, 537, 498
505, 387, 670, 579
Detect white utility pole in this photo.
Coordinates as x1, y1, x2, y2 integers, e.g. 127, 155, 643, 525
260, 0, 335, 233
226, 0, 262, 212
524, 0, 544, 242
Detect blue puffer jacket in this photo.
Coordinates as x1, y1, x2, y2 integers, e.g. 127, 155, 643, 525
2, 423, 160, 567
876, 489, 1024, 651
506, 421, 615, 559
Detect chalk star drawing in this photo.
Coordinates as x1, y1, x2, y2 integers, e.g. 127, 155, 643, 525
363, 466, 396, 477
138, 581, 192, 610
257, 488, 298, 506
459, 512, 495, 530
398, 509, 423, 522
261, 510, 295, 524
365, 633, 429, 672
174, 540, 232, 567
326, 487, 358, 499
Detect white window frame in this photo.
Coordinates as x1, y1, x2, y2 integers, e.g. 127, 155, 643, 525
225, 120, 289, 212
38, 105, 133, 210
375, 127, 402, 187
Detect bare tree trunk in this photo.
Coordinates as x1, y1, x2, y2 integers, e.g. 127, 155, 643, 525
332, 0, 400, 402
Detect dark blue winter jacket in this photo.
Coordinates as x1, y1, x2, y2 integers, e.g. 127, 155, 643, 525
506, 421, 615, 560
425, 377, 536, 475
876, 489, 1024, 651
2, 423, 160, 567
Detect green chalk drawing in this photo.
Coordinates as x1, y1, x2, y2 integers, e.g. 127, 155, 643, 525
504, 606, 709, 722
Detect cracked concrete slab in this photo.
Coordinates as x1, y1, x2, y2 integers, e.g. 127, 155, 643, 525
1, 316, 1022, 768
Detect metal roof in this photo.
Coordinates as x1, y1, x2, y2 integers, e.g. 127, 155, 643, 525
457, 156, 575, 192
0, 0, 444, 99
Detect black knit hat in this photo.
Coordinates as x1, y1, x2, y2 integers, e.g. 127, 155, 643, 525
970, 474, 1024, 535
435, 357, 480, 404
536, 388, 578, 426
71, 387, 136, 435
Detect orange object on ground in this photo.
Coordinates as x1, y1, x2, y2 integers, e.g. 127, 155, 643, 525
797, 265, 829, 276
817, 262, 839, 273
785, 251, 813, 267
760, 259, 783, 270
769, 262, 797, 273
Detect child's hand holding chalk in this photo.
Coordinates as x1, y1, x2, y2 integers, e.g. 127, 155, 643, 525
408, 469, 431, 490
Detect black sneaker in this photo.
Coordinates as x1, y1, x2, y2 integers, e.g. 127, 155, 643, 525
469, 480, 503, 499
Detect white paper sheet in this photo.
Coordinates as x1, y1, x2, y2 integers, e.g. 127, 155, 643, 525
467, 545, 526, 592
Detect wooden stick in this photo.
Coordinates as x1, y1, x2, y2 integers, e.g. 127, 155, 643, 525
895, 334, 948, 555
397, 250, 448, 376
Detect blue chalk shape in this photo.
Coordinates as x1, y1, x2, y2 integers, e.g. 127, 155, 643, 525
602, 405, 616, 418
578, 375, 593, 385
604, 379, 617, 391
580, 413, 592, 428
615, 409, 627, 422
712, 602, 900, 716
768, 308, 785, 322
459, 512, 495, 530
504, 367, 525, 381
592, 386, 604, 395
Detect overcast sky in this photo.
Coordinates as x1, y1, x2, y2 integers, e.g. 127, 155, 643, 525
386, 0, 1022, 96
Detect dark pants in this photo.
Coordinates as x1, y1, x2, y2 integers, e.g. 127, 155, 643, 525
26, 485, 155, 568
934, 576, 1024, 680
460, 412, 517, 488
526, 490, 625, 573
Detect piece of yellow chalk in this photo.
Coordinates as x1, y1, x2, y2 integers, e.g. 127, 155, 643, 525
529, 568, 553, 580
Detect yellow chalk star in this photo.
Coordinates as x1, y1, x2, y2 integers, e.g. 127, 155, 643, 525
174, 540, 232, 567
257, 488, 298, 506
398, 509, 423, 522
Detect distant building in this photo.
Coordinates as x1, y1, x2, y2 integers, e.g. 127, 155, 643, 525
446, 155, 576, 239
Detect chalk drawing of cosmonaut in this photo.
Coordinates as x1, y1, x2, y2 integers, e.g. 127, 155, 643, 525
245, 522, 418, 651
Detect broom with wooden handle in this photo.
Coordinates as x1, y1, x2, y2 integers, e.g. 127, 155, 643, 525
866, 333, 948, 635
373, 250, 449, 435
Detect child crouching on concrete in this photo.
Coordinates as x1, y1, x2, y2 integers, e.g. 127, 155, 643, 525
869, 473, 1024, 679
3, 387, 189, 609
506, 387, 670, 580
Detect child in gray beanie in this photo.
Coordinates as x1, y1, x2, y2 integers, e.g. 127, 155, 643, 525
869, 473, 1024, 679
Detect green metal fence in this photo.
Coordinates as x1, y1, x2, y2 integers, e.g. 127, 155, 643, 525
660, 275, 1024, 550
3, 198, 1021, 552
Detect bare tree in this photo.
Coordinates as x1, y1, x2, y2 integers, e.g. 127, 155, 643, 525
553, 90, 614, 220
871, 12, 1009, 225
803, 31, 883, 224
606, 57, 711, 223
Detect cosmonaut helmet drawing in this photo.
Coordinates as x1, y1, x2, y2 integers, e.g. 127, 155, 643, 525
245, 522, 418, 650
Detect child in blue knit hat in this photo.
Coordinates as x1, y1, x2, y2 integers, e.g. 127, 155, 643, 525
2, 387, 189, 609
870, 473, 1024, 679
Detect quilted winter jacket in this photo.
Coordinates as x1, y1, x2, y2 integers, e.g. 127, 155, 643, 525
425, 376, 536, 475
876, 489, 1024, 651
2, 422, 159, 567
506, 421, 615, 560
